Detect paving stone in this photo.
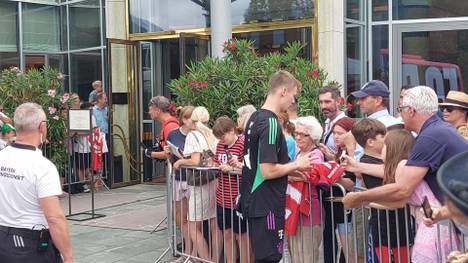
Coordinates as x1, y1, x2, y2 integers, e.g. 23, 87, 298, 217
67, 184, 172, 262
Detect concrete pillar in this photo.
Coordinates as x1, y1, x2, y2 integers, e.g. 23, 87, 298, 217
318, 0, 345, 89
210, 0, 232, 58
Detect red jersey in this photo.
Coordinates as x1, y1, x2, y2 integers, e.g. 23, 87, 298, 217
160, 116, 179, 147
214, 135, 244, 208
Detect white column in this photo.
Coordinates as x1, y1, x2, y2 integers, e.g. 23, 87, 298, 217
210, 0, 232, 58
318, 0, 345, 89
106, 0, 127, 39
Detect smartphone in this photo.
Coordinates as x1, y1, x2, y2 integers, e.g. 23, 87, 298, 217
339, 150, 346, 164
422, 196, 433, 218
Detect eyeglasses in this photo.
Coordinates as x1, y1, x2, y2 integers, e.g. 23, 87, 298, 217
397, 105, 410, 113
293, 132, 310, 138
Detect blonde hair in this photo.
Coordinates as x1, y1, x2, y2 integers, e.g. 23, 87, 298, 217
176, 105, 194, 125
191, 106, 217, 150
268, 70, 301, 95
236, 104, 256, 133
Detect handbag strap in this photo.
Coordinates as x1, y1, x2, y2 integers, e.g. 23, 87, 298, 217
189, 131, 211, 165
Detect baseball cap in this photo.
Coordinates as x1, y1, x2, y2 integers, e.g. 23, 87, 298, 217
1, 123, 16, 134
437, 151, 468, 216
351, 80, 390, 98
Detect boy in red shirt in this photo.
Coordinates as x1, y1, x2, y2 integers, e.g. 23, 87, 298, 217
212, 116, 250, 263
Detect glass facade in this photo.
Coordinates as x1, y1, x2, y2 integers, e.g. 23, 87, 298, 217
129, 0, 314, 34
23, 3, 61, 52
393, 0, 468, 20
346, 0, 468, 116
0, 0, 105, 98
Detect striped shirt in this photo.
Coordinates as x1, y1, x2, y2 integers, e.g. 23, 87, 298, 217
214, 135, 244, 208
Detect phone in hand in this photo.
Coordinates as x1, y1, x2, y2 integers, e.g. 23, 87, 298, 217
422, 196, 433, 218
338, 150, 346, 164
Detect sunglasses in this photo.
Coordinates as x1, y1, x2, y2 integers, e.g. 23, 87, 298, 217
440, 106, 461, 113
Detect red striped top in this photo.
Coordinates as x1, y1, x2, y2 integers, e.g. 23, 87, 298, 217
214, 135, 244, 208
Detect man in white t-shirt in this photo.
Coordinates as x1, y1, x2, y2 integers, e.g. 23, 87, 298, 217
0, 103, 73, 262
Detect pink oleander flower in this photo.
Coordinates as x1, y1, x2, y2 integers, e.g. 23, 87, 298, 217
60, 93, 70, 104
200, 82, 208, 88
11, 66, 22, 76
48, 89, 56, 97
48, 107, 57, 115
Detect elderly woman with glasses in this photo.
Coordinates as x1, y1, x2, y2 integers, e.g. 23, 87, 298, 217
439, 91, 468, 140
288, 116, 324, 263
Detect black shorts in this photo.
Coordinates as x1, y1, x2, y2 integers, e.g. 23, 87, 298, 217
216, 205, 247, 233
248, 212, 284, 262
0, 226, 61, 263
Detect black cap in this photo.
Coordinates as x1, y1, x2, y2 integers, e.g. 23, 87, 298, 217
351, 80, 390, 98
437, 151, 468, 216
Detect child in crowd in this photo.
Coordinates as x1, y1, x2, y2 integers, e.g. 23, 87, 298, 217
0, 124, 16, 150
361, 128, 413, 263
212, 116, 250, 263
174, 106, 219, 262
383, 129, 458, 263
352, 119, 395, 262
167, 106, 195, 258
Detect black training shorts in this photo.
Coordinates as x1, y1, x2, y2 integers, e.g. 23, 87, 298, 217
248, 212, 284, 262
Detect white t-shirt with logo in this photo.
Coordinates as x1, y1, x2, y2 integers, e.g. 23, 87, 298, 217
0, 144, 62, 229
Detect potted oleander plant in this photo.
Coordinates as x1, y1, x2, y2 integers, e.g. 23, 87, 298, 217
0, 66, 71, 174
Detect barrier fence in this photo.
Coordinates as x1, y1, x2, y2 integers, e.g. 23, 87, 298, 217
162, 164, 467, 263
42, 133, 109, 220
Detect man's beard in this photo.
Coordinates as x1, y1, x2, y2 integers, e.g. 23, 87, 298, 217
321, 108, 337, 118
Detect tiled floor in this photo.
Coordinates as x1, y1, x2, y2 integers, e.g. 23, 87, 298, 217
61, 184, 176, 263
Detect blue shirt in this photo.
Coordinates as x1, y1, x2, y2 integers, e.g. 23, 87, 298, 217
92, 106, 108, 134
285, 135, 296, 162
368, 109, 402, 128
407, 115, 468, 200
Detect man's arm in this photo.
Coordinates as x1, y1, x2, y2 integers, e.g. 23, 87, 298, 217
40, 196, 73, 262
0, 115, 12, 125
342, 165, 428, 208
343, 155, 384, 178
260, 152, 313, 180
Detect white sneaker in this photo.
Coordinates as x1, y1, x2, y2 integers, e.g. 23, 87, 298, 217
172, 256, 186, 263
82, 184, 90, 193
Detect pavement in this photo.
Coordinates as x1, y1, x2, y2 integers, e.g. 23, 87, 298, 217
60, 184, 176, 263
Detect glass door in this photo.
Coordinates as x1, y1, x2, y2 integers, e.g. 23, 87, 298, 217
392, 22, 468, 111
179, 33, 210, 75
108, 39, 141, 187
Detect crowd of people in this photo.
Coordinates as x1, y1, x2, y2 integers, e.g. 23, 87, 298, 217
146, 70, 468, 263
0, 67, 467, 263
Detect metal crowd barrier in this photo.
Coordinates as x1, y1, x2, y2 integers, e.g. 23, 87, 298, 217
42, 133, 109, 221
161, 164, 467, 263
